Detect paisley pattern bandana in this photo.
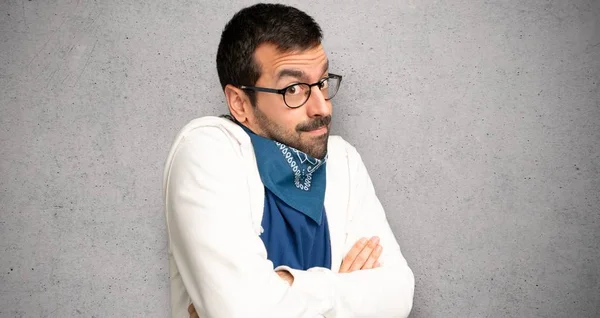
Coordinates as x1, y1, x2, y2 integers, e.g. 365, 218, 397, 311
238, 124, 327, 225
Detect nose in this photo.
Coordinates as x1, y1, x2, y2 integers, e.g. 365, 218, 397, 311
305, 86, 331, 118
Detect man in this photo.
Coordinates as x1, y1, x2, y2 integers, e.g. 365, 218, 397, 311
163, 3, 414, 317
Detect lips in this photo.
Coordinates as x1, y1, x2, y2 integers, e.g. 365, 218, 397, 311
298, 116, 332, 133
305, 125, 328, 135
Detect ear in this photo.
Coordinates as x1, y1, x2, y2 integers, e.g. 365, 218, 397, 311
224, 84, 252, 123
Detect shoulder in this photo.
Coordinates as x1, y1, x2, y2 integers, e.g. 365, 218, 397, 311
172, 116, 248, 146
327, 134, 361, 163
163, 116, 249, 187
167, 116, 250, 156
327, 135, 370, 187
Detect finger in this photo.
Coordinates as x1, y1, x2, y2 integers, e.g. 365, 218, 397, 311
188, 304, 199, 318
349, 236, 380, 272
188, 303, 199, 318
374, 261, 381, 268
361, 244, 383, 270
339, 237, 368, 273
349, 236, 379, 271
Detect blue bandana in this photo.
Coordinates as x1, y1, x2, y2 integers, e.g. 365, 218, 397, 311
238, 124, 327, 225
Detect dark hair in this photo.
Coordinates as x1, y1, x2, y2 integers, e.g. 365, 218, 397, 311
216, 3, 323, 103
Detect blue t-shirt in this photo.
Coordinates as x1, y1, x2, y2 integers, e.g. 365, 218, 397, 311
260, 187, 332, 270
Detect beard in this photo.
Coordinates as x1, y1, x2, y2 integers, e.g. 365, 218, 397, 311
253, 104, 331, 159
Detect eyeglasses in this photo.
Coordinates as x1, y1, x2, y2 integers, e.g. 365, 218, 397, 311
239, 73, 342, 109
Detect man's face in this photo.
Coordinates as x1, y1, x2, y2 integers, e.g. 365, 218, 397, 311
247, 43, 332, 159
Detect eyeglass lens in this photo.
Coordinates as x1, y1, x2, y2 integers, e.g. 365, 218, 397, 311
283, 77, 341, 108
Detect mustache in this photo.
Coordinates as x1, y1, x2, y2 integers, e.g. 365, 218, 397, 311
296, 116, 332, 132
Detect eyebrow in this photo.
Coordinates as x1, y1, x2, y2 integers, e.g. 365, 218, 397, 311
275, 59, 330, 82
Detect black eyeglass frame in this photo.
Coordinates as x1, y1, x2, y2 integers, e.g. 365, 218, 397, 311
239, 73, 343, 109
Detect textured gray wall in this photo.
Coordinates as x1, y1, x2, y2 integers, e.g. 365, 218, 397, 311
1, 0, 598, 317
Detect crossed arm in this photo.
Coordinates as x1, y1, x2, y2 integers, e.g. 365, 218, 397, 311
188, 236, 385, 317
165, 127, 414, 317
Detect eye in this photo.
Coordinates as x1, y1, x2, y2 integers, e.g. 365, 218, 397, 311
285, 84, 303, 96
285, 84, 306, 96
318, 78, 329, 90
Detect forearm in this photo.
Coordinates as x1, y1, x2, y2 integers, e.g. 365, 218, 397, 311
280, 259, 414, 318
171, 220, 335, 318
333, 264, 414, 317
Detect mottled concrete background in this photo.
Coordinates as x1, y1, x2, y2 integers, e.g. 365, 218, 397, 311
1, 0, 598, 317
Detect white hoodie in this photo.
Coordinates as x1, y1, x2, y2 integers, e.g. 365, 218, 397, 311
163, 116, 414, 318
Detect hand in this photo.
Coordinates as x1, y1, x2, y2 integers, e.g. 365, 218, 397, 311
276, 270, 294, 285
188, 303, 199, 318
339, 236, 383, 273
